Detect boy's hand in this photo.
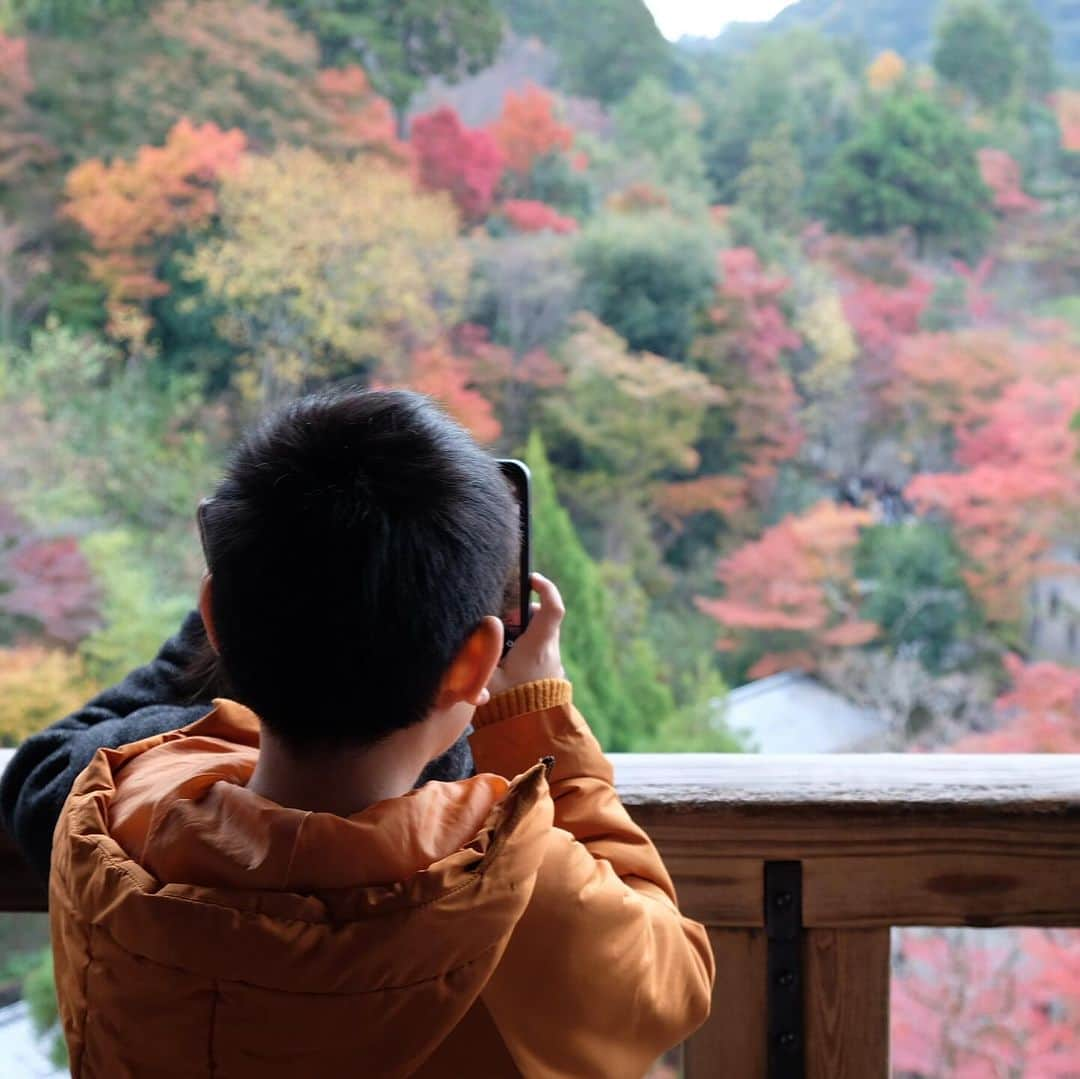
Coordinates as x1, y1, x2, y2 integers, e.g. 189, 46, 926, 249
486, 573, 566, 696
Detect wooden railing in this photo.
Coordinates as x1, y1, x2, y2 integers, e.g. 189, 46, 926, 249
3, 749, 1079, 1077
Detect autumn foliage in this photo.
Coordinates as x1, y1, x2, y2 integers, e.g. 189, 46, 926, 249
907, 374, 1080, 626
0, 34, 54, 186
1052, 89, 1080, 153
501, 199, 578, 234
866, 49, 906, 92
488, 84, 574, 176
402, 342, 502, 444
977, 148, 1041, 216
410, 106, 504, 223
693, 248, 803, 503
315, 66, 408, 162
0, 504, 100, 647
698, 501, 878, 678
63, 119, 247, 349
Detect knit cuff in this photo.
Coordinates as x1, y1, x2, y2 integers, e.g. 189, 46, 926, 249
473, 679, 572, 729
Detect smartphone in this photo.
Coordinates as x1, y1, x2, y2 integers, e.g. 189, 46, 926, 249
497, 459, 531, 650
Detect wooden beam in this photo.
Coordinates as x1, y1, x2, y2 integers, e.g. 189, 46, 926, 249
804, 928, 890, 1079
630, 807, 1080, 930
4, 749, 1080, 927
609, 753, 1080, 812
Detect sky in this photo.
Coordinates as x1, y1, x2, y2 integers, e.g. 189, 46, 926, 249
643, 0, 793, 41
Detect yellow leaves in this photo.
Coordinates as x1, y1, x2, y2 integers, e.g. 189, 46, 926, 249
0, 646, 96, 746
798, 289, 857, 398
867, 50, 906, 93
550, 312, 722, 481
184, 148, 469, 404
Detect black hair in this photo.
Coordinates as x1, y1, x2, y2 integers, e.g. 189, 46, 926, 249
199, 388, 516, 753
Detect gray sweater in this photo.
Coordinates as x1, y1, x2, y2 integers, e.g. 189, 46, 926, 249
0, 611, 475, 880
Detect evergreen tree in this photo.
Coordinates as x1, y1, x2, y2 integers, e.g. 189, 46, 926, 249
525, 430, 676, 749
815, 92, 992, 254
933, 1, 1019, 109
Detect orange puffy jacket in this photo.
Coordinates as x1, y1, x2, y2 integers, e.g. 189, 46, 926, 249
49, 679, 715, 1077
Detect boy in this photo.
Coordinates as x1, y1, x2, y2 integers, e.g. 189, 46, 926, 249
11, 389, 714, 1076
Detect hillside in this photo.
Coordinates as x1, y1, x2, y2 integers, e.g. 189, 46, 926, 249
700, 0, 1080, 68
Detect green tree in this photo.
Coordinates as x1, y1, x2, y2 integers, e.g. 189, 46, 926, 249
278, 0, 502, 111
855, 521, 984, 672
697, 28, 860, 202
498, 0, 669, 104
933, 1, 1019, 109
6, 0, 145, 34
734, 123, 805, 232
613, 76, 708, 196
23, 945, 66, 1069
526, 430, 676, 750
574, 213, 714, 361
815, 92, 992, 254
995, 0, 1057, 98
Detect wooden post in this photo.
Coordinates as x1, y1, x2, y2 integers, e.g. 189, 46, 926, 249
804, 928, 891, 1079
684, 927, 767, 1079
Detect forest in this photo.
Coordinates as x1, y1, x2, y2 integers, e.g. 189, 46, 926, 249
0, 0, 1079, 1073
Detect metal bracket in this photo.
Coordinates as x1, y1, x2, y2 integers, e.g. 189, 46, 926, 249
766, 861, 804, 1079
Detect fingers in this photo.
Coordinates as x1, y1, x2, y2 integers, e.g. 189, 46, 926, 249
528, 572, 565, 630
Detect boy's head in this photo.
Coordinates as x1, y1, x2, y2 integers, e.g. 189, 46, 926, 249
198, 388, 516, 754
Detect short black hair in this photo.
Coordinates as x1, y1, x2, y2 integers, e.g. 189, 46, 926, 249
200, 388, 516, 752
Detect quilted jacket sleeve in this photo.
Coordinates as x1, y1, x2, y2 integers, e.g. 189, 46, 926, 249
469, 680, 715, 1078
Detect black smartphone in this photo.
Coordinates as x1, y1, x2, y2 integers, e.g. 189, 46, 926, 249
497, 459, 531, 650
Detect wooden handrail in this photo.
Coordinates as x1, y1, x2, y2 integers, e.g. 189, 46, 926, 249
3, 748, 1079, 1077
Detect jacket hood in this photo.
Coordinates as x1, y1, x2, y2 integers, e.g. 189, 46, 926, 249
50, 701, 555, 1074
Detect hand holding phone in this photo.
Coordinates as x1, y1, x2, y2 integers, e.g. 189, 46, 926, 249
486, 572, 566, 697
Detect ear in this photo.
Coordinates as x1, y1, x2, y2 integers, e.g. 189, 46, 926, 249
435, 616, 503, 709
198, 574, 222, 654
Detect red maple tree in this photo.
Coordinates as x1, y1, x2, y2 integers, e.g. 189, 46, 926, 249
697, 500, 878, 678
907, 374, 1080, 626
410, 106, 504, 224
0, 502, 100, 647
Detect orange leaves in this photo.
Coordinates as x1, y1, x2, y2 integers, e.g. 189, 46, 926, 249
501, 199, 578, 234
866, 49, 905, 92
315, 67, 408, 163
1051, 89, 1080, 154
698, 501, 877, 676
655, 475, 745, 525
977, 148, 1040, 216
63, 119, 247, 349
489, 84, 574, 176
957, 655, 1080, 752
404, 342, 501, 444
